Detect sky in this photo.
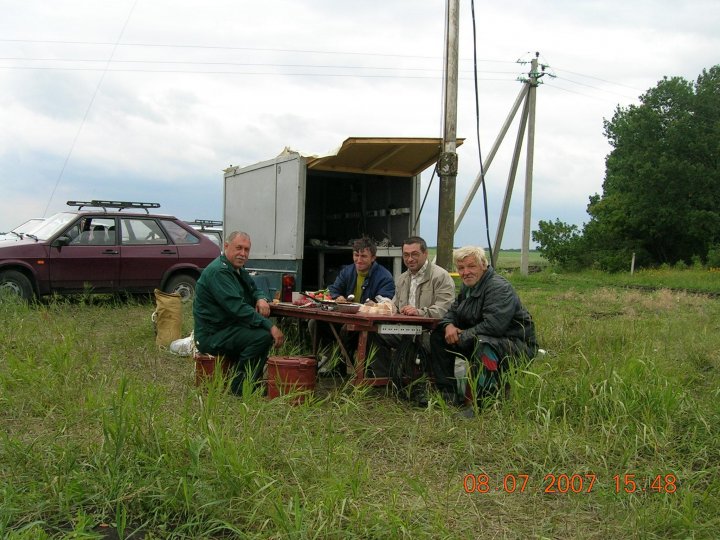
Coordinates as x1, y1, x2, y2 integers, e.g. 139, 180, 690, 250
0, 0, 718, 249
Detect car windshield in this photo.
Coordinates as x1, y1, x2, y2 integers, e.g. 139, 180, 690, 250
200, 231, 222, 248
12, 218, 45, 234
29, 212, 78, 240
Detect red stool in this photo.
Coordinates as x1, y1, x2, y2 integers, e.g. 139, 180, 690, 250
193, 352, 231, 386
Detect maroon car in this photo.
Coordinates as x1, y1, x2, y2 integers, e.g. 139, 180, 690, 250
0, 200, 219, 301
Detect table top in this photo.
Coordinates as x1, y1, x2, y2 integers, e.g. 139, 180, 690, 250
270, 302, 439, 330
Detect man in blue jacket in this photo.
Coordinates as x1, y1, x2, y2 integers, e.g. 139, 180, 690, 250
315, 237, 395, 373
328, 237, 395, 302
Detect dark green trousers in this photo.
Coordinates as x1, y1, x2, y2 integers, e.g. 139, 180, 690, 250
199, 325, 273, 393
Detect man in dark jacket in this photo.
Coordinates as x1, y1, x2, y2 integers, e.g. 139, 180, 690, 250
193, 231, 284, 393
430, 245, 537, 406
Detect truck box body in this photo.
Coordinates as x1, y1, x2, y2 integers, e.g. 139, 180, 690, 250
223, 137, 457, 297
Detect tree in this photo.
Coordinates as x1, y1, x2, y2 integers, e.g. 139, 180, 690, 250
532, 219, 586, 270
586, 66, 720, 269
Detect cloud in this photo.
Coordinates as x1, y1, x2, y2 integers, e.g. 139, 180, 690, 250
0, 0, 718, 249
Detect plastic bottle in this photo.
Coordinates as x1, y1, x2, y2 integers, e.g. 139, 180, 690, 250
454, 358, 469, 397
281, 273, 295, 303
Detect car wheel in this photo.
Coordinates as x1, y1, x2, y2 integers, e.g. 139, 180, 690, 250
164, 274, 196, 302
0, 270, 34, 301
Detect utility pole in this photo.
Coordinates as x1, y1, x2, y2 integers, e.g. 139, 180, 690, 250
454, 85, 529, 233
436, 0, 460, 271
520, 54, 539, 275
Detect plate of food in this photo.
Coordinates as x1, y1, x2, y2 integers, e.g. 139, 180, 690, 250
334, 302, 362, 313
303, 290, 333, 302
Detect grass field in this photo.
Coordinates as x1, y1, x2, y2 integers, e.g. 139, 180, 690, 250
427, 248, 548, 270
1, 268, 719, 538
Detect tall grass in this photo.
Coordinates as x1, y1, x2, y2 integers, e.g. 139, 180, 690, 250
0, 272, 718, 538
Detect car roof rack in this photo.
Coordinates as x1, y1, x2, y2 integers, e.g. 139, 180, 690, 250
67, 200, 161, 214
188, 219, 223, 229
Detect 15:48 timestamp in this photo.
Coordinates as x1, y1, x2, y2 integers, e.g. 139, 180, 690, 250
614, 474, 677, 493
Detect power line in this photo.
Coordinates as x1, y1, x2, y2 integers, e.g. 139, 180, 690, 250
0, 37, 520, 66
0, 38, 650, 94
543, 82, 614, 101
552, 66, 644, 92
43, 1, 139, 217
0, 64, 518, 82
0, 55, 520, 77
0, 38, 444, 61
554, 74, 639, 100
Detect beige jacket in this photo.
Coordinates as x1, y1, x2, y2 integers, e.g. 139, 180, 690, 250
392, 262, 456, 319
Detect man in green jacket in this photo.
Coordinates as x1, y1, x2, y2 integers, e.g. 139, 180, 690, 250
193, 231, 284, 393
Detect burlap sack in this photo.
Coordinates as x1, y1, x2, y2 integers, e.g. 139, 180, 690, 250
153, 289, 182, 348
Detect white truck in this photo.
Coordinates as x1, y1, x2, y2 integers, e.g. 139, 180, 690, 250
223, 137, 459, 297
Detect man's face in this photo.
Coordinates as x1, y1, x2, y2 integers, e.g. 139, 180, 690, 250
402, 242, 428, 274
224, 234, 251, 269
353, 248, 376, 273
456, 255, 485, 287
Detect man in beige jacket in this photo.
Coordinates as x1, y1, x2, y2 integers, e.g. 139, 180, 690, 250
369, 236, 456, 381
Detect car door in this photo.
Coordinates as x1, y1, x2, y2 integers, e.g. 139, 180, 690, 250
48, 216, 120, 292
119, 217, 179, 290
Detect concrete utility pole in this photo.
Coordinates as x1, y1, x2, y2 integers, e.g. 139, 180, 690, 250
454, 85, 529, 233
436, 0, 460, 271
520, 55, 539, 275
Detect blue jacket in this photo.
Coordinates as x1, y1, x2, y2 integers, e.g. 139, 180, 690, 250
328, 261, 395, 303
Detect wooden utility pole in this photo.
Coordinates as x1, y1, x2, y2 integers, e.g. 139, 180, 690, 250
436, 0, 460, 271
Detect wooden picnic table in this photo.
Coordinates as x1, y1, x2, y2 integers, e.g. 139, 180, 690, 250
269, 303, 439, 385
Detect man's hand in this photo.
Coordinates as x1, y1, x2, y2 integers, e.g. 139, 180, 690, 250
444, 323, 462, 345
400, 305, 420, 316
256, 298, 270, 317
270, 325, 284, 348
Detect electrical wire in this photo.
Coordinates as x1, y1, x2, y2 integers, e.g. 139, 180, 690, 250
413, 165, 438, 233
470, 0, 493, 263
0, 38, 521, 67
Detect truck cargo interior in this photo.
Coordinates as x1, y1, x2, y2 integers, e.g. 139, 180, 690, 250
302, 169, 415, 289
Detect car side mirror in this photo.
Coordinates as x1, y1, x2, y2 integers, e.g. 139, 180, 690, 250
52, 235, 71, 248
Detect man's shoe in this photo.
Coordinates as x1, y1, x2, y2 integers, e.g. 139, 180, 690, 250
413, 385, 429, 408
440, 389, 461, 407
455, 406, 476, 419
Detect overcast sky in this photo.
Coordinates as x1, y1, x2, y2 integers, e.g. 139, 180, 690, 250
1, 0, 718, 248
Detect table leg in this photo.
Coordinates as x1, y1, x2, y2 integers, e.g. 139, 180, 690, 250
354, 330, 368, 383
328, 323, 353, 373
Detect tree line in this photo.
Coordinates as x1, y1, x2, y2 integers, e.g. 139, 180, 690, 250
533, 65, 720, 272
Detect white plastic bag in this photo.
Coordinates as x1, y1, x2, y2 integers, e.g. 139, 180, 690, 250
169, 332, 195, 356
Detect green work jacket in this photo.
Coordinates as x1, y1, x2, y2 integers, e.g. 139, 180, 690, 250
192, 255, 272, 344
